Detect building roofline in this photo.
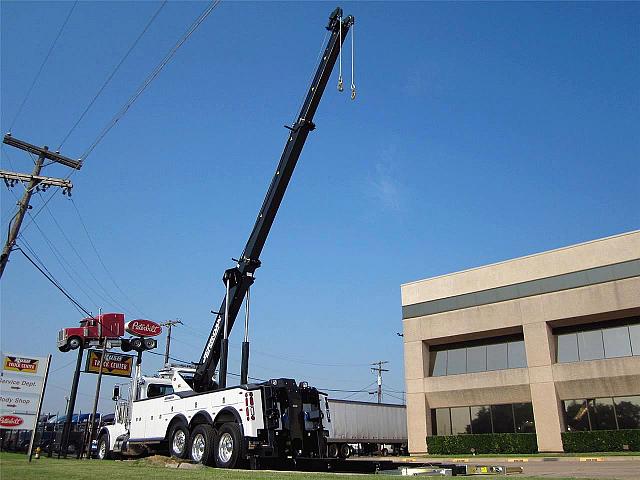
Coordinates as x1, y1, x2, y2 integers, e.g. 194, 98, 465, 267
401, 230, 640, 288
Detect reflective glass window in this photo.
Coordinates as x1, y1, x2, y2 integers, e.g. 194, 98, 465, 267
507, 340, 527, 368
450, 407, 472, 434
564, 399, 590, 431
435, 408, 451, 435
470, 405, 492, 434
446, 348, 467, 375
486, 343, 508, 371
577, 330, 604, 361
588, 398, 618, 430
614, 396, 640, 429
602, 326, 632, 359
513, 403, 536, 433
431, 350, 447, 377
557, 333, 579, 363
491, 404, 515, 433
466, 346, 487, 373
630, 324, 640, 356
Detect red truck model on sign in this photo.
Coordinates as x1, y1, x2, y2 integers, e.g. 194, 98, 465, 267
57, 313, 125, 352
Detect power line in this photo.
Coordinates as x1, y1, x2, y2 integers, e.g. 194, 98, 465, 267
69, 198, 148, 318
39, 194, 135, 315
80, 0, 222, 161
15, 245, 92, 317
8, 1, 78, 132
57, 1, 168, 150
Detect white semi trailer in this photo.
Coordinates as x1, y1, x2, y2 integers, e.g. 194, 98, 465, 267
326, 399, 407, 458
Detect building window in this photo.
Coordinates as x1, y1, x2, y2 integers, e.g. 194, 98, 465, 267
429, 335, 527, 377
555, 318, 640, 363
563, 396, 640, 431
432, 403, 536, 435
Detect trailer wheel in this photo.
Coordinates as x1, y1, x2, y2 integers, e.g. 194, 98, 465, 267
189, 424, 216, 466
339, 443, 351, 459
97, 434, 111, 460
328, 443, 339, 458
214, 423, 244, 469
168, 423, 189, 459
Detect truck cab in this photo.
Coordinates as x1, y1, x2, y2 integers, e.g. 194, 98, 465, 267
57, 313, 125, 352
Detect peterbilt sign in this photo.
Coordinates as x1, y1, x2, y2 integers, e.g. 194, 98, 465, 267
125, 319, 162, 337
0, 415, 24, 428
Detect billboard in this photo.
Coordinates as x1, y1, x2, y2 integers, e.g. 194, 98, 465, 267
84, 350, 134, 378
0, 353, 49, 431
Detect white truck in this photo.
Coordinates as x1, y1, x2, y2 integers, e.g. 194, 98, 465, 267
98, 7, 361, 471
97, 366, 332, 468
326, 399, 407, 458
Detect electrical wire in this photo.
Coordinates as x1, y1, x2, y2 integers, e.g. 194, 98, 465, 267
69, 198, 148, 318
15, 0, 223, 236
8, 1, 78, 132
80, 0, 222, 162
39, 194, 135, 315
15, 245, 92, 317
57, 1, 168, 150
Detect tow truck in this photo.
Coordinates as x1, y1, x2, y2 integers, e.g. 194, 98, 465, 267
96, 7, 361, 470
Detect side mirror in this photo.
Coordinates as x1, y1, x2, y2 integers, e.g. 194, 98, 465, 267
112, 385, 120, 401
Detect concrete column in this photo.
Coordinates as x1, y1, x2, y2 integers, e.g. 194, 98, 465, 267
524, 321, 564, 452
404, 339, 430, 454
406, 393, 429, 455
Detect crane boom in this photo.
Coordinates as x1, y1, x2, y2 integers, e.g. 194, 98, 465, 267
193, 8, 354, 392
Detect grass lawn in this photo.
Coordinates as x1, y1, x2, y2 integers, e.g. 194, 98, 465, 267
0, 452, 605, 480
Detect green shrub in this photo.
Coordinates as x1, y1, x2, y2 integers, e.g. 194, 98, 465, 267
427, 433, 538, 455
561, 430, 640, 452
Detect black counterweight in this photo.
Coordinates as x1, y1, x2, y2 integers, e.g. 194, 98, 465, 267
194, 8, 354, 392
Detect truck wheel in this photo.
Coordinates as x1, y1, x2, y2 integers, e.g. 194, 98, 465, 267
381, 447, 389, 456
339, 443, 351, 459
168, 423, 189, 459
189, 424, 216, 466
97, 434, 111, 460
328, 443, 339, 458
214, 423, 244, 469
68, 337, 81, 350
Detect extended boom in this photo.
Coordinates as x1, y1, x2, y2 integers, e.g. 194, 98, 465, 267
194, 8, 354, 392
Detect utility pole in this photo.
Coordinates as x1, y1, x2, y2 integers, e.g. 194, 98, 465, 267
0, 133, 81, 278
371, 361, 389, 404
87, 310, 106, 458
160, 319, 182, 365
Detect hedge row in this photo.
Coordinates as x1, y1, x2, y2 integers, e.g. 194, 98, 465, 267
562, 430, 640, 452
426, 433, 538, 455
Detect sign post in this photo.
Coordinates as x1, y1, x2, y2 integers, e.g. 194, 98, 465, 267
27, 355, 51, 461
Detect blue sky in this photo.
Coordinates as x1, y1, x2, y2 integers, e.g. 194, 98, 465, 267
1, 1, 638, 415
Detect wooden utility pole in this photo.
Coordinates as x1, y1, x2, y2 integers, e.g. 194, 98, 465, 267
160, 319, 183, 365
371, 361, 389, 404
0, 133, 81, 278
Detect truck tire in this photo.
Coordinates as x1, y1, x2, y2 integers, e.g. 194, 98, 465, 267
68, 337, 82, 350
328, 443, 339, 458
339, 443, 351, 459
97, 434, 111, 460
189, 424, 216, 466
168, 423, 189, 459
214, 423, 244, 469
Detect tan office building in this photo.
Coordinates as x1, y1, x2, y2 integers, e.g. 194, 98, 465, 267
402, 231, 640, 453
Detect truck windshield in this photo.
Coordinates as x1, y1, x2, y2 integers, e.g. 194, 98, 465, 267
147, 384, 174, 399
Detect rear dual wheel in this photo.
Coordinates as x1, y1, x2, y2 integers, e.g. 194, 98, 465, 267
189, 424, 216, 466
214, 423, 244, 469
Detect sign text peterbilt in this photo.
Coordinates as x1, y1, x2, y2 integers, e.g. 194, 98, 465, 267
125, 319, 162, 337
